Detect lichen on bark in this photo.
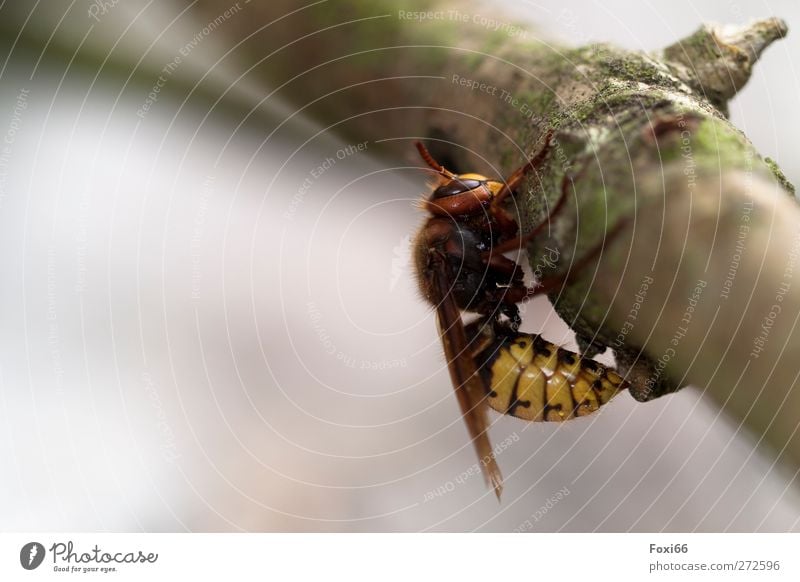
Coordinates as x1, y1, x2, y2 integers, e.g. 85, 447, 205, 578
515, 18, 791, 402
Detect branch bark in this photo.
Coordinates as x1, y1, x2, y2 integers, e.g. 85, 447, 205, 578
196, 1, 799, 472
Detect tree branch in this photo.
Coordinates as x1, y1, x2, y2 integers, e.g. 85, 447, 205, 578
196, 1, 798, 470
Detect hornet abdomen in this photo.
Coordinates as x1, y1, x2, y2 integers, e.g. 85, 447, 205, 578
477, 332, 627, 422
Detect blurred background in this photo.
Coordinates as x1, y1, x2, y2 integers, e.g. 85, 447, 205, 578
0, 0, 799, 532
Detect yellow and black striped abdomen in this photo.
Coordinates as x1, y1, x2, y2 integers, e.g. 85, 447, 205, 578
478, 333, 626, 422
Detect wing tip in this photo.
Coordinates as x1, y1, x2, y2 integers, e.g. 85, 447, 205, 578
492, 479, 503, 502
484, 462, 504, 501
